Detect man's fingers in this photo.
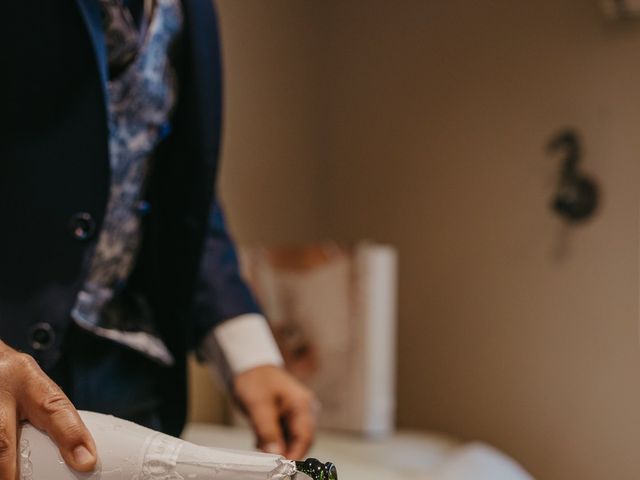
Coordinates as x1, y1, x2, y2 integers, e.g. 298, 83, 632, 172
247, 402, 285, 456
19, 357, 96, 472
233, 366, 317, 459
283, 397, 316, 460
0, 392, 17, 480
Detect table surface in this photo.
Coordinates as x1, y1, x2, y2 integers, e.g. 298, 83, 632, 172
183, 424, 466, 480
183, 424, 534, 480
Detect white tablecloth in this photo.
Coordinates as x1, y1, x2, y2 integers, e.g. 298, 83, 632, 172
183, 424, 533, 480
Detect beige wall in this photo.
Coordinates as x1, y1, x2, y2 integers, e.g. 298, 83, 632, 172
215, 0, 325, 244
209, 1, 640, 479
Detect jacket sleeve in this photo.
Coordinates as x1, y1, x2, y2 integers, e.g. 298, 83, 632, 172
189, 199, 262, 348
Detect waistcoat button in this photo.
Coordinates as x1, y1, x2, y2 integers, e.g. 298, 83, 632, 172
69, 212, 96, 241
28, 323, 56, 351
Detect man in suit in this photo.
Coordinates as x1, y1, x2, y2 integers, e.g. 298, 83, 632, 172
0, 0, 316, 477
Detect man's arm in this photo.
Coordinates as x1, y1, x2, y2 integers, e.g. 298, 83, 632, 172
189, 201, 263, 342
191, 200, 316, 459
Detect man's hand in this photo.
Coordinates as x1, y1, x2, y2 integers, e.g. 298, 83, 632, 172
0, 341, 97, 479
232, 365, 317, 460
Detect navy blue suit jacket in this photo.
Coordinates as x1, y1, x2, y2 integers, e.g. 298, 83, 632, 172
0, 0, 259, 433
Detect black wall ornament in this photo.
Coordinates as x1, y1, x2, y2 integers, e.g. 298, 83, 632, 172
547, 129, 599, 223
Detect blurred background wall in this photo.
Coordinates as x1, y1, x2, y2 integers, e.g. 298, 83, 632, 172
215, 0, 325, 244
195, 1, 640, 479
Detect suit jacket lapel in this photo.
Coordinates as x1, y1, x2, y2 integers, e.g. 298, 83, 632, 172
180, 0, 223, 162
75, 0, 109, 96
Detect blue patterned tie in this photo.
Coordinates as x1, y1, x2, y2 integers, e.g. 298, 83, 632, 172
100, 0, 142, 78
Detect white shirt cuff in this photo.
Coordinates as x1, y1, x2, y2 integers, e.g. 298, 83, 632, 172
200, 313, 284, 386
